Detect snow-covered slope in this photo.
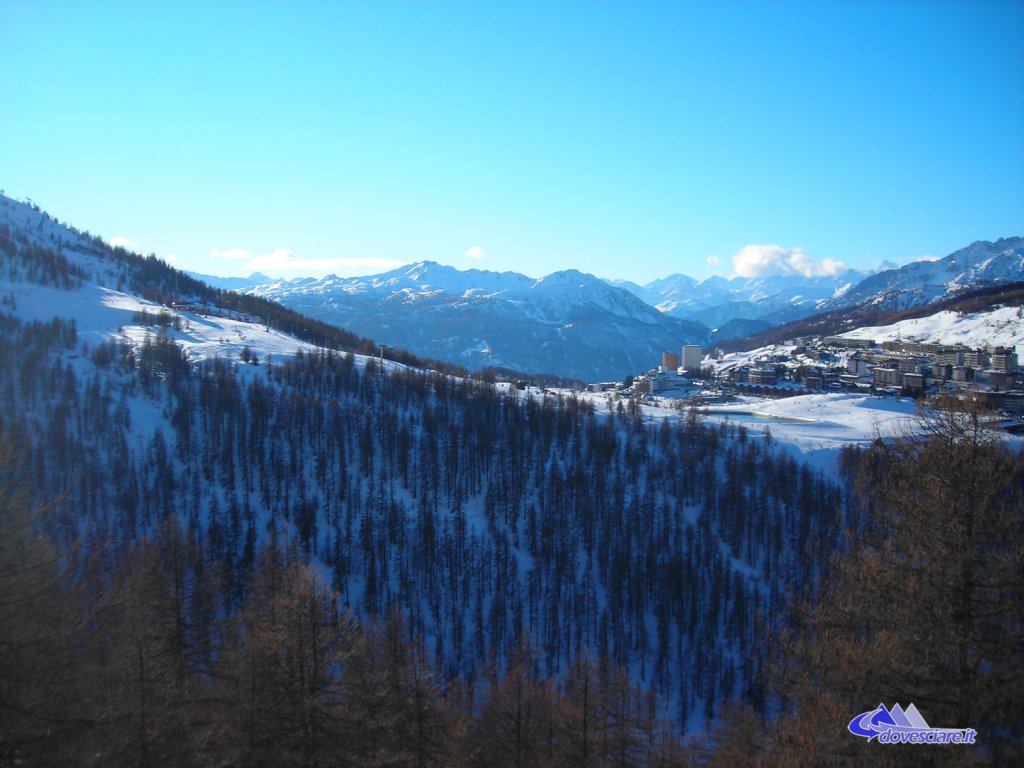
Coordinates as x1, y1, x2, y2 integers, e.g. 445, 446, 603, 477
0, 194, 385, 371
8, 279, 322, 365
246, 262, 709, 381
837, 304, 1024, 353
709, 301, 1024, 379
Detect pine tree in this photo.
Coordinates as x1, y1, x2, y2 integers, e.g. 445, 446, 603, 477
227, 546, 355, 767
467, 643, 559, 767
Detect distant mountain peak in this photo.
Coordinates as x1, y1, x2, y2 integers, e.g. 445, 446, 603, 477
536, 268, 590, 283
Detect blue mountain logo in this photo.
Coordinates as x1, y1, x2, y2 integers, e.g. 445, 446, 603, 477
848, 703, 976, 745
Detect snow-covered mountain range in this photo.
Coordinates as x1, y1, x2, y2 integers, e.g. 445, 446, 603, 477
616, 239, 1024, 325
612, 270, 862, 328
239, 262, 708, 382
6, 190, 1020, 383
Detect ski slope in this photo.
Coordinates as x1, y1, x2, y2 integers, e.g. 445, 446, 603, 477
5, 279, 322, 365
838, 305, 1024, 354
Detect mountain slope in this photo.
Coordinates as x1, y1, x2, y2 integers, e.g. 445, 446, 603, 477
0, 197, 491, 384
819, 237, 1024, 312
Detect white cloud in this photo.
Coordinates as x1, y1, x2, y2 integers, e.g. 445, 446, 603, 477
210, 247, 252, 261
242, 248, 300, 271
706, 254, 720, 267
209, 245, 403, 278
164, 253, 178, 264
110, 235, 141, 251
732, 244, 847, 278
465, 245, 486, 260
909, 253, 941, 264
241, 248, 403, 277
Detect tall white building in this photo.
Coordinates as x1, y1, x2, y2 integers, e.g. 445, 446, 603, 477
682, 345, 702, 374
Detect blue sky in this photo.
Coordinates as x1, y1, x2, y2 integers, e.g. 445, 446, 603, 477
2, 1, 1022, 284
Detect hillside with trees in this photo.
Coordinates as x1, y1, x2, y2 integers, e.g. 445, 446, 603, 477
1, 196, 1021, 765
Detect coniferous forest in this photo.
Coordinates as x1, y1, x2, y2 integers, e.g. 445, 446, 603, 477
1, 199, 1022, 765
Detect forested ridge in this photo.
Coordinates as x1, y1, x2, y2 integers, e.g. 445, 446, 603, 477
2, 195, 1020, 766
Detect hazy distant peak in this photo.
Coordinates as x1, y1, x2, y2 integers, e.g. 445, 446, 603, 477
698, 275, 733, 289
644, 273, 698, 292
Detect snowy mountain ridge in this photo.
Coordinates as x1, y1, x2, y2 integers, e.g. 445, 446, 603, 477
249, 262, 666, 324
645, 270, 864, 326
820, 237, 1024, 313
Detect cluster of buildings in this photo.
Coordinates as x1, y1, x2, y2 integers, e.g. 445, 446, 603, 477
825, 337, 1019, 394
631, 345, 704, 395
599, 336, 1024, 409
584, 345, 705, 396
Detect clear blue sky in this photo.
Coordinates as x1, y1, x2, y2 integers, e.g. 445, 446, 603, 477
2, 1, 1022, 284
